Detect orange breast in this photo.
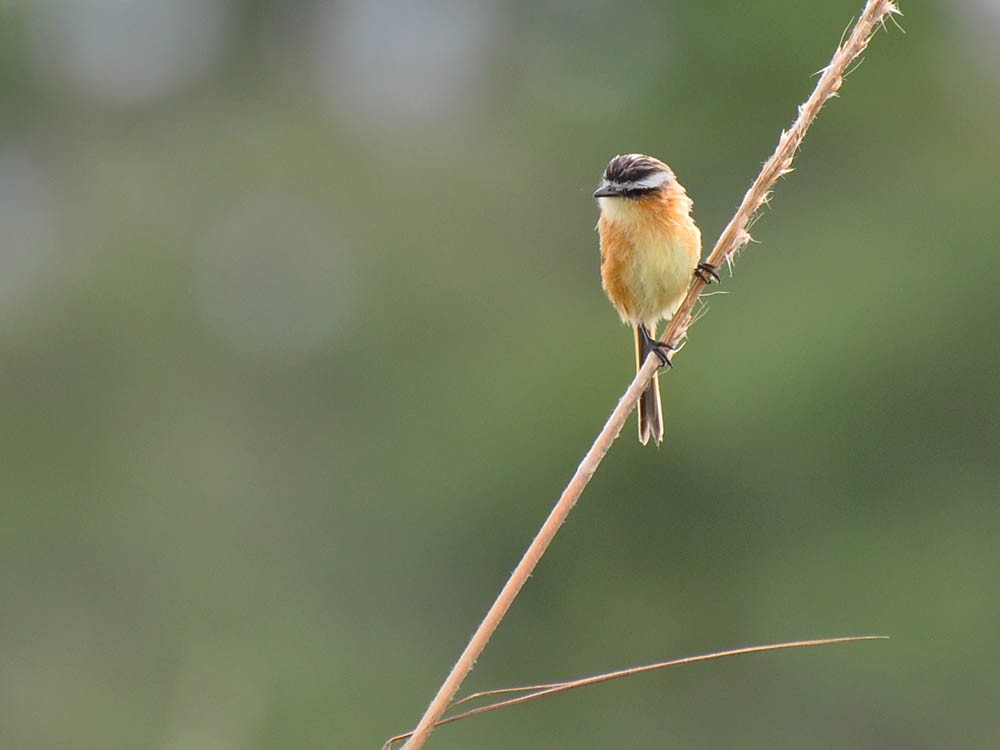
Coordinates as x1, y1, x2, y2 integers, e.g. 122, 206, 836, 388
599, 219, 642, 320
599, 188, 701, 328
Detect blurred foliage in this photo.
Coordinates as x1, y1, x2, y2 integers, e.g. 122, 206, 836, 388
0, 1, 997, 749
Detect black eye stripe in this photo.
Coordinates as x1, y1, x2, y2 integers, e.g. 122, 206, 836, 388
621, 186, 655, 197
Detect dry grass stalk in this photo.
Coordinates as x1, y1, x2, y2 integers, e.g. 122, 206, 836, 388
394, 3, 900, 749
384, 636, 887, 748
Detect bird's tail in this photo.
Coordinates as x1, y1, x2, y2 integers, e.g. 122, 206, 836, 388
634, 325, 664, 446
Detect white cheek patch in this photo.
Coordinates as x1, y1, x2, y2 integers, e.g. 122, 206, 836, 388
626, 171, 672, 191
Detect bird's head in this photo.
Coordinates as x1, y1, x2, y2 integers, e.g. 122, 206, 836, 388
593, 153, 675, 200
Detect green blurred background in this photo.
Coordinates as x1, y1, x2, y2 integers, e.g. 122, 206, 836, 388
1, 1, 997, 748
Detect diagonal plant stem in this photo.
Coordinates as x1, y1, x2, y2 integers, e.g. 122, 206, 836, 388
395, 3, 900, 749
656, 0, 900, 356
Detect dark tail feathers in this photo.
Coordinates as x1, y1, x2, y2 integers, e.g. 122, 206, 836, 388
634, 326, 664, 446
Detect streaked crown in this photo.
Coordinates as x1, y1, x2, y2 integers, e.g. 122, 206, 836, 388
594, 153, 675, 199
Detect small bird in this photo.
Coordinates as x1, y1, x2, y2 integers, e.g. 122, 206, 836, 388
594, 153, 711, 445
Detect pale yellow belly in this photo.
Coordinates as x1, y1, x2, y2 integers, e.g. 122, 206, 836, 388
618, 236, 694, 329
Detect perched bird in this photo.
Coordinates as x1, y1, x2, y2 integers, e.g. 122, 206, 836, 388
594, 153, 712, 445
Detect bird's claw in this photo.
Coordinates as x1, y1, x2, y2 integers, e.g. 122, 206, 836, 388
695, 261, 721, 284
640, 326, 675, 368
650, 344, 673, 368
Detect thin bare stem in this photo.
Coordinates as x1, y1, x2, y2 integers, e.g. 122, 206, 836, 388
452, 636, 886, 712
393, 3, 899, 749
657, 0, 902, 357
396, 369, 653, 750
385, 636, 887, 749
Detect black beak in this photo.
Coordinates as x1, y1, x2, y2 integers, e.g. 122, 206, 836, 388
593, 182, 620, 198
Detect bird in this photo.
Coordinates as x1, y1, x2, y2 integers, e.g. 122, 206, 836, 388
594, 153, 714, 445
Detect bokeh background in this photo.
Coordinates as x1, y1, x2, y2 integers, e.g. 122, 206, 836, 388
1, 1, 997, 748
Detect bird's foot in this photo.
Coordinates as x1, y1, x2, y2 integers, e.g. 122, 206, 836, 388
640, 326, 675, 368
695, 261, 721, 284
651, 344, 673, 368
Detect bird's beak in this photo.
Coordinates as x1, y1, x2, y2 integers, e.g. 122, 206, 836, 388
593, 181, 620, 198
